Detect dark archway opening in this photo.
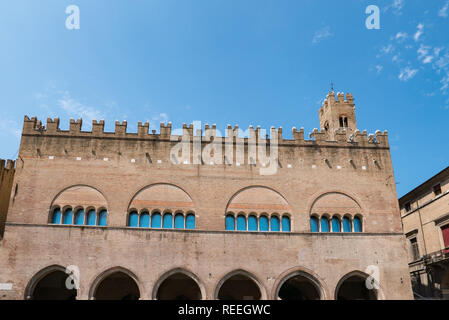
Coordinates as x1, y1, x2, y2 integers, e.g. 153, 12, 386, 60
32, 270, 77, 300
156, 273, 202, 300
336, 275, 377, 300
94, 271, 140, 300
217, 274, 261, 300
278, 275, 321, 300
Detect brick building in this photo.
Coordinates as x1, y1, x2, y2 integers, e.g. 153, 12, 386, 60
399, 166, 449, 299
0, 91, 413, 300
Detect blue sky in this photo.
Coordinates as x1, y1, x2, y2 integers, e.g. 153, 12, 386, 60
0, 0, 448, 197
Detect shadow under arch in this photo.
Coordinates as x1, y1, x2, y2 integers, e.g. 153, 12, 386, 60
126, 182, 196, 210
49, 184, 109, 210
152, 268, 206, 300
224, 185, 291, 214
88, 266, 143, 300
24, 264, 77, 300
306, 190, 366, 216
334, 270, 384, 300
214, 269, 267, 300
272, 267, 328, 300
48, 184, 109, 223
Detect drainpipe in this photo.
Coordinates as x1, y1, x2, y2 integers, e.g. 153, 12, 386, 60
416, 198, 434, 297
416, 198, 428, 256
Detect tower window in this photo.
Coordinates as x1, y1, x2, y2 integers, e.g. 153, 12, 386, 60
409, 237, 420, 261
339, 116, 348, 128
433, 184, 442, 196
404, 202, 411, 212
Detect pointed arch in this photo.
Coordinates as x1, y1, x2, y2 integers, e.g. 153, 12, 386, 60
334, 270, 384, 300
152, 268, 206, 300
214, 269, 267, 300
24, 264, 77, 300
272, 266, 328, 300
88, 266, 142, 300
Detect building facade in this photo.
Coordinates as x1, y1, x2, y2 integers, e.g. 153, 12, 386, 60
0, 91, 413, 300
399, 166, 449, 299
0, 159, 15, 238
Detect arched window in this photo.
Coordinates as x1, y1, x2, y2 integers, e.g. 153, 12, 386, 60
320, 216, 330, 232
332, 216, 341, 232
74, 209, 85, 225
225, 214, 235, 230
139, 212, 150, 228
186, 213, 195, 229
339, 116, 348, 128
237, 214, 246, 231
151, 212, 162, 228
51, 208, 62, 224
163, 213, 173, 229
342, 216, 352, 232
353, 216, 363, 232
174, 213, 184, 229
98, 210, 107, 226
248, 215, 258, 231
271, 216, 280, 232
128, 211, 138, 227
62, 208, 73, 225
282, 215, 291, 232
310, 216, 319, 232
87, 209, 96, 226
259, 215, 269, 231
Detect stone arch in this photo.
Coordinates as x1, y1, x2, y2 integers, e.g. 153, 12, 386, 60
89, 266, 143, 300
49, 185, 108, 222
25, 264, 77, 300
152, 268, 206, 300
272, 267, 328, 300
127, 183, 195, 213
308, 191, 363, 216
214, 269, 267, 300
334, 270, 383, 300
226, 186, 291, 213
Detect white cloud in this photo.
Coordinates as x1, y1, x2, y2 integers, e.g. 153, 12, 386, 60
395, 32, 408, 41
0, 119, 21, 140
439, 1, 449, 18
422, 56, 434, 64
414, 23, 424, 42
57, 91, 103, 123
312, 26, 333, 44
375, 65, 383, 73
441, 75, 449, 93
377, 44, 394, 58
434, 52, 449, 71
385, 0, 405, 15
417, 44, 431, 60
151, 113, 169, 123
398, 67, 418, 81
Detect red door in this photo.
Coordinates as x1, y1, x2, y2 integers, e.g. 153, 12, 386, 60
442, 225, 449, 254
